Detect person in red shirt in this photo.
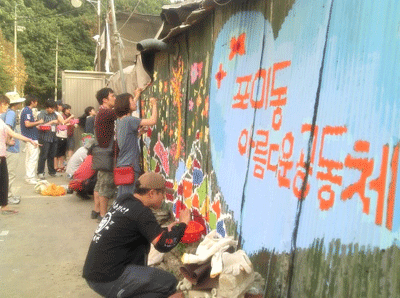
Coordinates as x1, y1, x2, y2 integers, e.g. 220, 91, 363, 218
92, 88, 117, 221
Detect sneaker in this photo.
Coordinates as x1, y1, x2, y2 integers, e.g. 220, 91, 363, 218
97, 216, 103, 223
49, 173, 61, 177
8, 196, 21, 205
26, 178, 39, 185
38, 173, 45, 180
91, 210, 100, 219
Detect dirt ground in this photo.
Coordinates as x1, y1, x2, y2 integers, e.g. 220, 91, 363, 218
0, 150, 102, 297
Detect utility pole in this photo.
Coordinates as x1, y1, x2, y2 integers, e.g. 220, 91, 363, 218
14, 4, 17, 92
109, 0, 126, 92
54, 37, 59, 100
97, 0, 101, 71
52, 37, 63, 101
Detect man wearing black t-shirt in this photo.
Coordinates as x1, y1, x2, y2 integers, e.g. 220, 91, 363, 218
83, 172, 191, 298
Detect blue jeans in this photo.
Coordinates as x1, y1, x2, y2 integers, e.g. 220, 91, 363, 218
37, 140, 58, 175
86, 264, 177, 298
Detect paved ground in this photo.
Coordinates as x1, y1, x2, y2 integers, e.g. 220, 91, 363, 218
0, 150, 102, 297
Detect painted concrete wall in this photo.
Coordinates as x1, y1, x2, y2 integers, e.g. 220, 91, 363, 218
139, 0, 400, 296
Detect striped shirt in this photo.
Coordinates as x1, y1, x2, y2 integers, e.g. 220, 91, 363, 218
37, 110, 58, 142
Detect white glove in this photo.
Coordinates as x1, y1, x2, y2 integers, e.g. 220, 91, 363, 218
181, 230, 237, 265
222, 250, 253, 276
210, 245, 229, 278
217, 252, 255, 298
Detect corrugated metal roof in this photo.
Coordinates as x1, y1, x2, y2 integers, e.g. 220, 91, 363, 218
157, 0, 241, 40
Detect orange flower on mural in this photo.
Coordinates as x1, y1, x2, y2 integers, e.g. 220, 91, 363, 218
229, 33, 246, 60
212, 200, 221, 219
215, 63, 227, 89
192, 194, 199, 208
196, 93, 202, 107
202, 95, 209, 117
183, 180, 193, 198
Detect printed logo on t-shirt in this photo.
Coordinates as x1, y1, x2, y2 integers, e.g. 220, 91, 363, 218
92, 202, 130, 243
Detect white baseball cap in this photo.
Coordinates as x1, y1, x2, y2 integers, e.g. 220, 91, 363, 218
5, 92, 25, 104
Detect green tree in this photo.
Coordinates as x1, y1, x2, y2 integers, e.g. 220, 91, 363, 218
0, 0, 96, 102
0, 28, 27, 94
115, 0, 171, 15
0, 0, 168, 102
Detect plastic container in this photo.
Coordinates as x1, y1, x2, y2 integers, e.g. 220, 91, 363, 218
181, 220, 205, 244
38, 125, 51, 131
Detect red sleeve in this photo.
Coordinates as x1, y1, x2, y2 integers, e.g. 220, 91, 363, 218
95, 108, 117, 148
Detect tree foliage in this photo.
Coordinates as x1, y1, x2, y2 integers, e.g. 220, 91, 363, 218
0, 29, 27, 94
0, 0, 168, 103
0, 0, 96, 102
115, 0, 170, 15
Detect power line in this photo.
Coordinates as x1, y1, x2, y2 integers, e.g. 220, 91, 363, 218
119, 0, 142, 31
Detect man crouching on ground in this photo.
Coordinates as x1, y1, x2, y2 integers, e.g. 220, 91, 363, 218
83, 172, 191, 298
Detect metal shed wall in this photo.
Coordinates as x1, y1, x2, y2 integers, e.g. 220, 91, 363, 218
138, 0, 400, 296
61, 70, 112, 145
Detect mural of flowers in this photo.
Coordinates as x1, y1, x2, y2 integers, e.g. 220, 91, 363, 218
171, 59, 184, 161
215, 63, 227, 89
189, 98, 194, 111
142, 53, 229, 238
154, 139, 170, 175
202, 95, 209, 117
163, 81, 168, 93
190, 62, 203, 84
229, 32, 246, 60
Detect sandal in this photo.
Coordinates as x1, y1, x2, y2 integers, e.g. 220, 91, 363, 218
1, 209, 19, 215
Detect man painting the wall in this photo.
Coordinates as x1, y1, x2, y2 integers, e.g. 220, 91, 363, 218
83, 172, 190, 298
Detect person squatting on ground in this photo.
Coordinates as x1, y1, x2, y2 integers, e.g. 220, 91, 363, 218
0, 92, 26, 204
0, 94, 39, 215
65, 138, 95, 179
115, 89, 158, 197
37, 100, 64, 179
83, 172, 190, 298
92, 88, 117, 221
20, 94, 44, 185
